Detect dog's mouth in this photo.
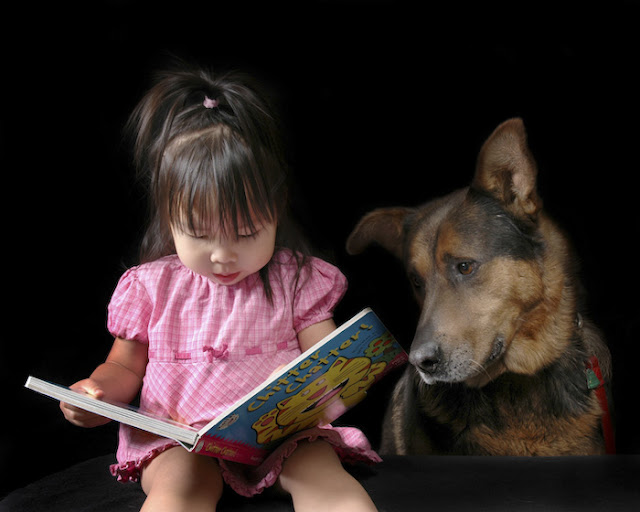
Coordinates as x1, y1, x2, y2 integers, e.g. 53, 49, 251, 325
486, 336, 505, 364
414, 335, 506, 386
463, 335, 507, 386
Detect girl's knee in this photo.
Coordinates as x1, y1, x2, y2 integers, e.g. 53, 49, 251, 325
278, 440, 354, 490
279, 440, 341, 483
278, 441, 377, 511
141, 447, 223, 509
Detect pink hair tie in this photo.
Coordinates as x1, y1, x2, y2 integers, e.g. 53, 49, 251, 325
203, 96, 219, 109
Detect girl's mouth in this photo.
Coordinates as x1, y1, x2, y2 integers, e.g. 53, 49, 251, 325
213, 272, 241, 284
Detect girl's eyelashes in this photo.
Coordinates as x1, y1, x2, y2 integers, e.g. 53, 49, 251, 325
237, 229, 262, 241
186, 228, 262, 241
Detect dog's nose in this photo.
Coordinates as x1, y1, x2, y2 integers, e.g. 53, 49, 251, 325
410, 342, 442, 375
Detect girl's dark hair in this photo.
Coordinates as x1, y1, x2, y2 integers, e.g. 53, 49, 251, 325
127, 64, 308, 300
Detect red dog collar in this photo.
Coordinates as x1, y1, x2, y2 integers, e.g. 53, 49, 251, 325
586, 356, 616, 454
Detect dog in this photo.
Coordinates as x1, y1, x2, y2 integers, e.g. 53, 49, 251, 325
346, 118, 614, 455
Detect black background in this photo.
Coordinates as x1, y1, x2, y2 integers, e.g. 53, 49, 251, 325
2, 0, 639, 498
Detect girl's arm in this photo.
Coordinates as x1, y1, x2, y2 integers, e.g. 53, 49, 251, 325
267, 319, 338, 379
60, 337, 148, 428
298, 319, 337, 353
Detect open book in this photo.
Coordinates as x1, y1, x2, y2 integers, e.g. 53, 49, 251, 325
26, 308, 407, 465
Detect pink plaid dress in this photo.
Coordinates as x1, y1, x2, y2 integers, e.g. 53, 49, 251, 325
107, 250, 380, 496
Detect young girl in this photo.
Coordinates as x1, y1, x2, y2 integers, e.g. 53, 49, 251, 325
60, 66, 379, 511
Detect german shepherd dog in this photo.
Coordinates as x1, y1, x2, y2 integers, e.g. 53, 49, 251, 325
346, 119, 613, 455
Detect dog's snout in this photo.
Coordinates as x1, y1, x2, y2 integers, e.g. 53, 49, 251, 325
410, 341, 442, 375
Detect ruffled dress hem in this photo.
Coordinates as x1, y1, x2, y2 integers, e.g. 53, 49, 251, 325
110, 443, 178, 483
219, 426, 382, 497
109, 426, 381, 497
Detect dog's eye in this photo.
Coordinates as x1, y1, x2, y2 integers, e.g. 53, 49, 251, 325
457, 261, 476, 275
409, 271, 424, 289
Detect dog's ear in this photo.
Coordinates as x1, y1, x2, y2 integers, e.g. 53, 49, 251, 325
472, 118, 542, 220
346, 207, 413, 259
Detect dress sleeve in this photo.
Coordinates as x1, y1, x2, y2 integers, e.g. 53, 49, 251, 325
107, 267, 152, 343
293, 257, 348, 333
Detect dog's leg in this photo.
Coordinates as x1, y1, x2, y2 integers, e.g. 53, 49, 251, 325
380, 371, 410, 454
380, 369, 434, 455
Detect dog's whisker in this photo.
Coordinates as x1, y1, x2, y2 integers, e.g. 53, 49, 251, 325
470, 359, 492, 382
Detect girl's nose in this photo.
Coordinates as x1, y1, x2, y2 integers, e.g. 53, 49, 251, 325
210, 243, 237, 264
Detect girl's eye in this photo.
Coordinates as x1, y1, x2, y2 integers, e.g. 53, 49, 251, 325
239, 229, 261, 240
457, 261, 476, 275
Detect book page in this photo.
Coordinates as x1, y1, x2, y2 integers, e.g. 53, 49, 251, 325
25, 377, 198, 445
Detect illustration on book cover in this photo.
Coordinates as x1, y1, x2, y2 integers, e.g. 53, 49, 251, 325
194, 312, 406, 463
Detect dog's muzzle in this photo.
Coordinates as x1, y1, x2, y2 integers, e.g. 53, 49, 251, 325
409, 335, 506, 385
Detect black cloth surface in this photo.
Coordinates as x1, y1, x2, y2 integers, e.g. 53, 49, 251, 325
2, 455, 638, 511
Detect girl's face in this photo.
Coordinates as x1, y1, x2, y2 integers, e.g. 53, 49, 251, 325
171, 218, 277, 286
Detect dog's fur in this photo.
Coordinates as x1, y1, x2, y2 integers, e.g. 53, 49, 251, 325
347, 119, 612, 455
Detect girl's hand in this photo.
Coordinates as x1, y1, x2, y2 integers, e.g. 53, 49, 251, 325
60, 378, 112, 428
60, 337, 147, 428
268, 364, 287, 379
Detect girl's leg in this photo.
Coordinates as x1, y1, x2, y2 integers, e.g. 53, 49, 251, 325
140, 446, 224, 512
277, 440, 378, 512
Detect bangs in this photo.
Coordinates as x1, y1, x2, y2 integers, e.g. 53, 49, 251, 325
160, 125, 282, 238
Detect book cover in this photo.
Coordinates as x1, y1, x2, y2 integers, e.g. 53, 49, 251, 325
26, 308, 407, 465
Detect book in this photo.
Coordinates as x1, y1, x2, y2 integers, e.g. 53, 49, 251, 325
26, 308, 407, 465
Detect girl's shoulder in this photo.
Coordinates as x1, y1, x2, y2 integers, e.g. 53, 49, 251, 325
270, 250, 347, 332
271, 249, 338, 273
123, 254, 183, 277
116, 255, 191, 292
270, 249, 347, 289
